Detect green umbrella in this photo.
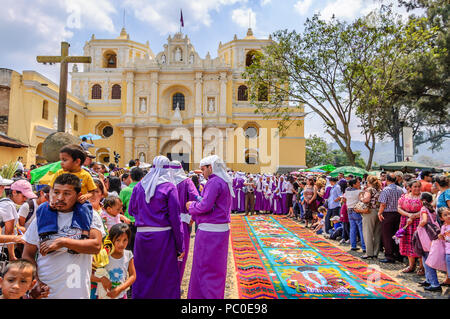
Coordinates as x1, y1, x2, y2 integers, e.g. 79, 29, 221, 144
379, 161, 441, 173
30, 161, 61, 184
303, 164, 336, 172
330, 166, 368, 178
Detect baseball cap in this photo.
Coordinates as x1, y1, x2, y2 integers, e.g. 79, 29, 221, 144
85, 151, 96, 159
10, 180, 37, 199
0, 176, 14, 186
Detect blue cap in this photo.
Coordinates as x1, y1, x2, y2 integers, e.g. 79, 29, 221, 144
318, 213, 324, 218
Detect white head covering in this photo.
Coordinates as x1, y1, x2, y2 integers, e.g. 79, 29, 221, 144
140, 155, 173, 203
169, 160, 188, 185
199, 155, 235, 198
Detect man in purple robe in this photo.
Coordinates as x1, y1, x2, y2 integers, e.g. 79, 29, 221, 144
169, 160, 199, 282
272, 177, 283, 214
129, 156, 184, 299
255, 175, 264, 212
186, 155, 234, 299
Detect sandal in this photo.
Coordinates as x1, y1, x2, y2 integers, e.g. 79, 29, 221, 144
401, 266, 416, 273
416, 267, 425, 276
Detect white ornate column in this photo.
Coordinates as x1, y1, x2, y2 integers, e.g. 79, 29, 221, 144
83, 80, 89, 101
219, 72, 227, 123
124, 128, 134, 166
150, 72, 158, 120
125, 72, 134, 123
195, 72, 203, 117
148, 127, 159, 161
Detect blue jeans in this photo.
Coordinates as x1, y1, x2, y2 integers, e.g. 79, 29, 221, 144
348, 210, 366, 250
422, 252, 440, 287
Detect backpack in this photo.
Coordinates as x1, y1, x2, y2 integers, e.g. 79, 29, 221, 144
24, 199, 35, 224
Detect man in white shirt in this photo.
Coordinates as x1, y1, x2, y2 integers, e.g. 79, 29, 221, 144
22, 173, 103, 299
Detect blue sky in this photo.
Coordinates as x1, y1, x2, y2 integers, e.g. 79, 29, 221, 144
0, 0, 414, 141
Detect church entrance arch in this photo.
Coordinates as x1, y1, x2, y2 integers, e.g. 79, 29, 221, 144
160, 140, 190, 171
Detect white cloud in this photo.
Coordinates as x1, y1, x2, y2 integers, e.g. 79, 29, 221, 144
63, 0, 117, 33
231, 8, 256, 29
261, 0, 271, 5
124, 0, 248, 35
294, 0, 313, 16
320, 0, 363, 21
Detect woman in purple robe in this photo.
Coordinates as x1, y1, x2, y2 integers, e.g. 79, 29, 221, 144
233, 172, 245, 212
279, 176, 288, 214
272, 177, 283, 214
186, 155, 234, 299
169, 160, 199, 282
255, 175, 264, 212
129, 156, 184, 299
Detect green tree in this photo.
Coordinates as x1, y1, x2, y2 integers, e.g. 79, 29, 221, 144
244, 16, 374, 167
328, 149, 366, 169
305, 134, 332, 167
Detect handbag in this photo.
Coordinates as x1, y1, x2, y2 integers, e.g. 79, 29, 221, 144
353, 191, 369, 214
425, 239, 447, 272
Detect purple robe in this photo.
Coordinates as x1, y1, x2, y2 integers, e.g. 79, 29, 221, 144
255, 190, 263, 211
231, 178, 238, 211
272, 184, 282, 214
175, 178, 199, 282
129, 182, 184, 299
263, 190, 272, 212
232, 178, 245, 212
187, 174, 231, 299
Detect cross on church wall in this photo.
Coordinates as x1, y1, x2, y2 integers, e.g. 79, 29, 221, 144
37, 42, 91, 132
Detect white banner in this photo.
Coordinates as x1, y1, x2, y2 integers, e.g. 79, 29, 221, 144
403, 127, 413, 160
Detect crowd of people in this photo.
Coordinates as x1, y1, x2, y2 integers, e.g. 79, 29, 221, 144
0, 146, 449, 298
232, 170, 450, 293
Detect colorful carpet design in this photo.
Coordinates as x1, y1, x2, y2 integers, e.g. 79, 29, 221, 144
230, 215, 422, 299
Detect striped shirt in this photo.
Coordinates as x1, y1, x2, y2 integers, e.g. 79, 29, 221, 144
378, 183, 404, 212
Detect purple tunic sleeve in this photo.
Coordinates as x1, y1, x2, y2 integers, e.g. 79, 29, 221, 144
128, 186, 138, 217
189, 179, 220, 216
167, 185, 185, 253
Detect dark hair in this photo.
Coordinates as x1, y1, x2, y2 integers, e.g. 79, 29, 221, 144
356, 176, 362, 182
92, 178, 105, 195
60, 144, 86, 165
128, 160, 136, 167
420, 192, 435, 214
348, 179, 358, 187
82, 137, 87, 141
121, 173, 129, 181
2, 259, 36, 278
338, 180, 347, 193
191, 174, 200, 189
89, 162, 99, 169
348, 174, 354, 179
435, 175, 449, 188
38, 185, 51, 197
108, 176, 122, 195
109, 223, 131, 243
403, 174, 413, 182
30, 165, 37, 170
407, 179, 421, 189
421, 171, 432, 178
108, 163, 116, 171
330, 177, 338, 182
386, 173, 397, 183
130, 167, 144, 182
53, 173, 81, 193
103, 196, 121, 210
437, 207, 448, 220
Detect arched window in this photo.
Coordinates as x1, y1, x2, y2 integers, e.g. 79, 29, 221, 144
172, 93, 185, 110
258, 84, 268, 101
111, 84, 121, 99
92, 84, 102, 99
246, 50, 257, 67
42, 100, 49, 120
73, 114, 78, 131
238, 85, 248, 101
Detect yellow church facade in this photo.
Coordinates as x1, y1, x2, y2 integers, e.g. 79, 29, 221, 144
1, 28, 306, 173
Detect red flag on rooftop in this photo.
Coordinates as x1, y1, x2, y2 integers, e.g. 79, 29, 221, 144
180, 9, 184, 27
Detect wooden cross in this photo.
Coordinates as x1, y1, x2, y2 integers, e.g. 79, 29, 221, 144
37, 42, 91, 132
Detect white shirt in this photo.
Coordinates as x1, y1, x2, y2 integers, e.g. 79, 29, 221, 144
285, 182, 294, 194
0, 198, 19, 235
18, 199, 38, 230
103, 250, 133, 299
23, 212, 105, 299
344, 188, 361, 209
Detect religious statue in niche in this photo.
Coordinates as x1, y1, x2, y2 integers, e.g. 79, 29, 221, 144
72, 64, 78, 72
138, 152, 146, 163
175, 47, 182, 62
161, 54, 166, 64
189, 54, 194, 64
139, 97, 147, 113
207, 98, 215, 112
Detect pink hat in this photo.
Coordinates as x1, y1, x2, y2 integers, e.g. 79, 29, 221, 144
11, 180, 37, 199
